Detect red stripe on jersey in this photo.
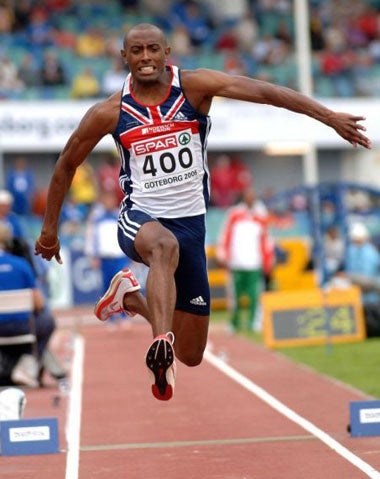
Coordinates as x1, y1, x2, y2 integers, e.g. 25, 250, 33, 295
120, 120, 200, 150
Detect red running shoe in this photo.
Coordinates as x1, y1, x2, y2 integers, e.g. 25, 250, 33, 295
94, 268, 140, 321
146, 332, 176, 401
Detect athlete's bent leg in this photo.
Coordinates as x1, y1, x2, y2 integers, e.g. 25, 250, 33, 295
171, 311, 209, 367
123, 290, 151, 323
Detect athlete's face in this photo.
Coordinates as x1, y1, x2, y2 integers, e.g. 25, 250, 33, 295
121, 28, 170, 84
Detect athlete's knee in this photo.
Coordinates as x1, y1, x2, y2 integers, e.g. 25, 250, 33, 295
152, 234, 179, 265
175, 348, 204, 367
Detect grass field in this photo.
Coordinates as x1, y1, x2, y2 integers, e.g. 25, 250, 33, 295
211, 310, 380, 398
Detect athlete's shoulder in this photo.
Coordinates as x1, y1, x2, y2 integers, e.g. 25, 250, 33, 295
81, 92, 122, 134
88, 92, 121, 117
181, 68, 229, 87
180, 68, 230, 114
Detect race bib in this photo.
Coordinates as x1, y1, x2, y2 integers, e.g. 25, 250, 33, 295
131, 129, 199, 192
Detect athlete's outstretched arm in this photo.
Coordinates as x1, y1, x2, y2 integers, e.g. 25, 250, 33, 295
35, 94, 120, 263
182, 69, 371, 150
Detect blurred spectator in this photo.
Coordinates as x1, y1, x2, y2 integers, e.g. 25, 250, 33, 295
223, 49, 248, 75
0, 55, 24, 99
210, 154, 252, 207
0, 222, 59, 388
0, 189, 24, 239
59, 192, 86, 236
70, 66, 101, 99
18, 53, 41, 87
217, 186, 273, 332
346, 17, 370, 51
13, 0, 33, 32
330, 221, 380, 337
40, 50, 66, 87
104, 29, 123, 58
209, 154, 236, 207
45, 0, 73, 13
142, 0, 171, 30
323, 224, 344, 282
6, 156, 36, 216
234, 11, 259, 54
275, 19, 293, 46
171, 0, 213, 48
215, 26, 238, 51
252, 32, 281, 64
323, 18, 347, 52
345, 188, 371, 213
51, 25, 77, 49
258, 0, 292, 14
320, 199, 337, 231
0, 0, 14, 33
97, 153, 124, 203
2, 0, 380, 100
101, 57, 127, 97
76, 26, 106, 58
84, 190, 131, 327
170, 24, 193, 58
69, 162, 98, 217
309, 7, 325, 51
31, 187, 48, 217
353, 49, 374, 97
319, 45, 356, 97
355, 4, 378, 42
204, 0, 248, 25
229, 154, 253, 198
26, 8, 54, 50
335, 222, 380, 305
368, 31, 380, 64
118, 0, 139, 12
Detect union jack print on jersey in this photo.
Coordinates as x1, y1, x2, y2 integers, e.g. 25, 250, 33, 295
112, 65, 211, 219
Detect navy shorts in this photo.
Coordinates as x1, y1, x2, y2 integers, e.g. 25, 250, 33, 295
118, 207, 210, 316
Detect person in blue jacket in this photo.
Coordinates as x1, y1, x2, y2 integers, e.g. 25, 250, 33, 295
0, 221, 56, 387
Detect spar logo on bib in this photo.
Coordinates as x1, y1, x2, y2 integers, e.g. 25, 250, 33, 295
179, 132, 191, 145
133, 135, 178, 155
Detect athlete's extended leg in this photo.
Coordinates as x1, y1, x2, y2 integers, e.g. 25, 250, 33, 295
134, 220, 179, 337
132, 221, 179, 400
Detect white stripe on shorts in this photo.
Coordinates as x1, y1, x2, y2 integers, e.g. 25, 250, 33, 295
119, 211, 141, 240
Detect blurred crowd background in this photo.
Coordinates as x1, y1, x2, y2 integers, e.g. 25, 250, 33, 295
2, 0, 380, 100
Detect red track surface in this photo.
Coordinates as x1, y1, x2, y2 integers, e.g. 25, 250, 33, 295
1, 307, 380, 479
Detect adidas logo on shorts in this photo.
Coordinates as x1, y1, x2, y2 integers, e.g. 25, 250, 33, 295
190, 296, 207, 306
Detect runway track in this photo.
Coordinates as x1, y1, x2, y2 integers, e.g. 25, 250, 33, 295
1, 306, 380, 479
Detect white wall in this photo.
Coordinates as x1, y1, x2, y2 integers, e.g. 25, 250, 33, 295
1, 98, 379, 151
1, 97, 380, 191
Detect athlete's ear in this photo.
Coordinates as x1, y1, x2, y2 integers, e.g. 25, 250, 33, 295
165, 46, 171, 60
120, 48, 127, 63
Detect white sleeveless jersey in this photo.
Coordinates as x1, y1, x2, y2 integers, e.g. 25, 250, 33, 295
112, 65, 212, 218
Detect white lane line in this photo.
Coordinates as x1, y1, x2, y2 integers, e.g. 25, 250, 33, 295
65, 334, 85, 479
204, 348, 380, 479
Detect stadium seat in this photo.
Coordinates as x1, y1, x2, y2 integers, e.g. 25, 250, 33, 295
196, 52, 225, 71
0, 289, 36, 349
314, 77, 336, 98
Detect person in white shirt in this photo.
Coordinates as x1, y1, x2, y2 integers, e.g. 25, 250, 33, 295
217, 187, 274, 331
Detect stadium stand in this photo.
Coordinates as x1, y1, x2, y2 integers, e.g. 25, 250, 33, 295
1, 0, 380, 100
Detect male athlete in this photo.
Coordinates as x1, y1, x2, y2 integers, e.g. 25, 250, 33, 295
35, 23, 371, 401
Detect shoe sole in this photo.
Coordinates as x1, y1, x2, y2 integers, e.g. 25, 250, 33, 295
146, 337, 174, 401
